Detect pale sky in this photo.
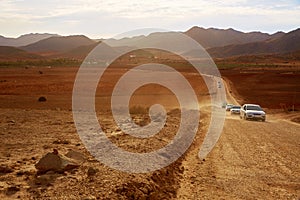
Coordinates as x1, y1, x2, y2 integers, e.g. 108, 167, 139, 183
1, 0, 300, 38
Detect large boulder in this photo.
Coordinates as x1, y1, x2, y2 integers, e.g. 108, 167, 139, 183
35, 149, 79, 173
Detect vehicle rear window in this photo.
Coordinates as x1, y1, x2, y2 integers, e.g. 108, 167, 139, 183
247, 106, 262, 111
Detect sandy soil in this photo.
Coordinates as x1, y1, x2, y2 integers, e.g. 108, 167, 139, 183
0, 66, 299, 199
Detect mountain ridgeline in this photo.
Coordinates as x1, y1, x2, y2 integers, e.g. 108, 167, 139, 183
0, 27, 299, 61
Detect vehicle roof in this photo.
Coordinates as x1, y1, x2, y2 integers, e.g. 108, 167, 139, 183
243, 104, 261, 107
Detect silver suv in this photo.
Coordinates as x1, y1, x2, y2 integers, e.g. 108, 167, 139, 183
240, 104, 266, 121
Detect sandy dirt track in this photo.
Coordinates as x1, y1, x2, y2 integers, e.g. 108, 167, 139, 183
176, 77, 300, 199
176, 112, 300, 199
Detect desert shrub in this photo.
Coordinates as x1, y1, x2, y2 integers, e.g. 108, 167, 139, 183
38, 96, 47, 102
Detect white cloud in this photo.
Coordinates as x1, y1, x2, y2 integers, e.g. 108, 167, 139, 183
0, 0, 299, 37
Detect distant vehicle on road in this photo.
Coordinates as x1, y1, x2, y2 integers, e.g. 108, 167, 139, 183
230, 105, 241, 114
217, 81, 222, 88
240, 104, 266, 121
225, 104, 234, 111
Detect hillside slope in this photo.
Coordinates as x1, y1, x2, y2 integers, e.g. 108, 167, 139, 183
0, 46, 42, 61
20, 35, 96, 54
0, 33, 59, 47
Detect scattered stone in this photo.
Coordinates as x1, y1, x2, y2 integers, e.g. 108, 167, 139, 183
53, 149, 58, 155
0, 164, 14, 174
39, 71, 43, 74
35, 149, 80, 174
16, 171, 25, 176
38, 96, 47, 102
179, 166, 184, 173
35, 172, 58, 186
16, 168, 35, 176
53, 139, 70, 145
6, 185, 20, 195
87, 167, 99, 177
43, 144, 51, 149
0, 181, 8, 188
8, 120, 16, 124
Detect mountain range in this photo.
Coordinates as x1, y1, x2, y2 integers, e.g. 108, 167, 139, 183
0, 27, 299, 61
0, 33, 59, 47
184, 26, 285, 48
207, 28, 300, 58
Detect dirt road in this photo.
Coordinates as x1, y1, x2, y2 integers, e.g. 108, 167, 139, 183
176, 112, 300, 199
175, 79, 300, 199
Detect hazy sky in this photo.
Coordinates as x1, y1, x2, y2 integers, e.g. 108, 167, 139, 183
1, 0, 300, 38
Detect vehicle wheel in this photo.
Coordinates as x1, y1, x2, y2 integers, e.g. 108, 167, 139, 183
262, 118, 266, 122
